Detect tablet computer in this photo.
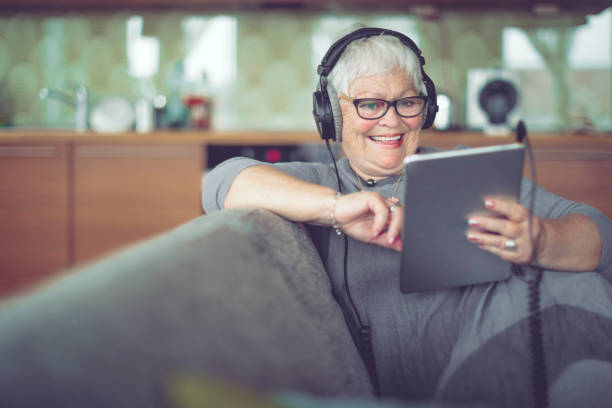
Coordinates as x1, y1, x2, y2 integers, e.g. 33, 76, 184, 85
399, 143, 525, 293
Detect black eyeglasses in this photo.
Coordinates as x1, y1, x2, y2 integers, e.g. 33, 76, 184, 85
339, 94, 427, 120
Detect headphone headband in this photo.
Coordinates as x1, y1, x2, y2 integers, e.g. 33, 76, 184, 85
318, 27, 426, 77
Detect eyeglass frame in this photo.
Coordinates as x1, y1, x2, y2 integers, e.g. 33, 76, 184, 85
338, 93, 428, 120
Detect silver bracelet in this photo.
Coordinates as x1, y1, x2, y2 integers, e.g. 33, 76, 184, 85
330, 191, 342, 236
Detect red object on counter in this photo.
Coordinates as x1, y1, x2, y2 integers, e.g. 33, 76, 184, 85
182, 94, 212, 129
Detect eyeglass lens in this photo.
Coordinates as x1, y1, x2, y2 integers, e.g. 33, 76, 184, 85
356, 97, 425, 119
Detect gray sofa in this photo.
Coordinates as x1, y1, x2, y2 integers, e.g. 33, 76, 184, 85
0, 209, 380, 407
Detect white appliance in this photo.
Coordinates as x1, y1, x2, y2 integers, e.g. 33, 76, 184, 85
466, 69, 521, 135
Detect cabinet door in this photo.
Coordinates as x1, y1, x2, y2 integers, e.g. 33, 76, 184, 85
526, 148, 612, 219
74, 144, 202, 263
0, 145, 70, 297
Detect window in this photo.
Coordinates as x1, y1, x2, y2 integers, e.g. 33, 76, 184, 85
503, 8, 611, 70
502, 7, 611, 130
502, 27, 545, 70
182, 16, 237, 91
569, 8, 611, 69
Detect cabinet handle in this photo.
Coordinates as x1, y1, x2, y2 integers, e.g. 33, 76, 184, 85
0, 146, 58, 158
76, 145, 197, 159
534, 149, 612, 161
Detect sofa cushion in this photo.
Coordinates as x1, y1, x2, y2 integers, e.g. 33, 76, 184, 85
0, 209, 373, 407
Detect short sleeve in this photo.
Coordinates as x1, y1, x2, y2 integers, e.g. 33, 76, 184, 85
202, 157, 331, 213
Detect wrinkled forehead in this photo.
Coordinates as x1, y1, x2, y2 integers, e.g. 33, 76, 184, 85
347, 67, 420, 96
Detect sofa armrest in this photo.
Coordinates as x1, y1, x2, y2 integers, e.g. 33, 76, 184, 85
0, 209, 373, 407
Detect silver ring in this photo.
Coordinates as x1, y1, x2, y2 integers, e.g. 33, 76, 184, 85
504, 239, 518, 251
389, 204, 398, 212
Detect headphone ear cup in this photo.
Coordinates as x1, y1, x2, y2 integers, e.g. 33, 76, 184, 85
313, 89, 326, 138
326, 84, 343, 143
313, 82, 343, 142
423, 104, 438, 129
421, 75, 438, 129
313, 86, 333, 141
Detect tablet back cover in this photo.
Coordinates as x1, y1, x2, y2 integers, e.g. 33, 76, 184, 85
400, 144, 525, 293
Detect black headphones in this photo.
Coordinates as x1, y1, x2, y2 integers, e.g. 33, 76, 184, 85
313, 27, 439, 142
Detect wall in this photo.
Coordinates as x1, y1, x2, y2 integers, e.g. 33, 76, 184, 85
0, 8, 610, 132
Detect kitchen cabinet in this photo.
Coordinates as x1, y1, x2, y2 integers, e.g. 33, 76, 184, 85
525, 147, 612, 219
73, 144, 203, 264
0, 144, 70, 297
0, 130, 611, 299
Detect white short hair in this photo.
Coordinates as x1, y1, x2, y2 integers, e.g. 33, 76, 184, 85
327, 29, 427, 97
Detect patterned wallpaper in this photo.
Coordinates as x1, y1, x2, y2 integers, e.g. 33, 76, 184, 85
235, 13, 316, 130
0, 9, 610, 131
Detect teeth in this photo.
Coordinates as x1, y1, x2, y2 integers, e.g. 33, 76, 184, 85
371, 135, 401, 141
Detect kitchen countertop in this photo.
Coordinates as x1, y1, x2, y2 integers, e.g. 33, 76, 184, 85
0, 128, 611, 148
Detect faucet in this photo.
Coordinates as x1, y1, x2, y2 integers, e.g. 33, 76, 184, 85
39, 83, 89, 132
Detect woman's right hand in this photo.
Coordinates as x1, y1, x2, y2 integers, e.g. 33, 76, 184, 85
334, 191, 403, 251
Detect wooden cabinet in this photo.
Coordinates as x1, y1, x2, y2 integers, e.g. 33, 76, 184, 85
73, 144, 203, 264
527, 147, 612, 219
0, 130, 610, 299
0, 137, 204, 298
0, 144, 70, 297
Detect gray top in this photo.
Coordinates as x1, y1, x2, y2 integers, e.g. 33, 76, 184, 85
202, 147, 612, 401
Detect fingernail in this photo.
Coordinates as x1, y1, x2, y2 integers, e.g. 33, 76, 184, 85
388, 236, 395, 245
485, 199, 495, 209
468, 219, 479, 227
467, 233, 479, 243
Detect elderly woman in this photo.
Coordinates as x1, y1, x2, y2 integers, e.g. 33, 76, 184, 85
203, 27, 612, 407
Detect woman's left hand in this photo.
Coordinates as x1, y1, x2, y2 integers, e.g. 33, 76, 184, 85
465, 198, 542, 264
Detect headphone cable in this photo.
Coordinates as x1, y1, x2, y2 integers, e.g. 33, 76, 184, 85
325, 139, 380, 396
515, 121, 548, 408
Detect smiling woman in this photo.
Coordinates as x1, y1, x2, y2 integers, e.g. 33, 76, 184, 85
202, 24, 612, 407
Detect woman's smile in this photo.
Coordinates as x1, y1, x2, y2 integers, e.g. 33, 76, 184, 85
367, 133, 405, 148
